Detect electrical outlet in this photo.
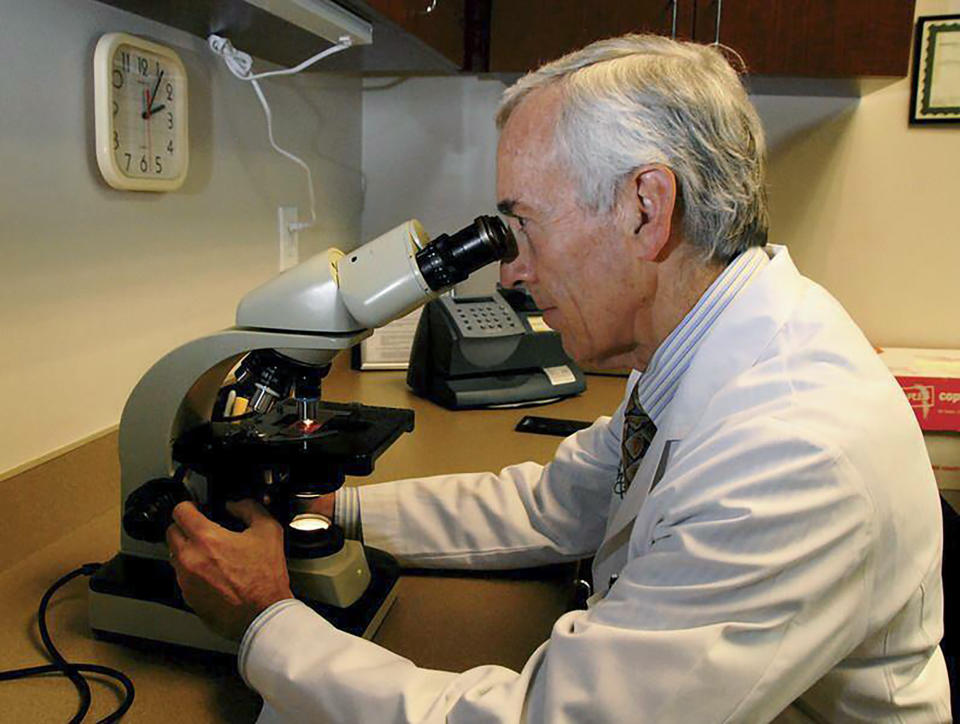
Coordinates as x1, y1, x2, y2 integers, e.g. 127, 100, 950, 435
278, 206, 299, 271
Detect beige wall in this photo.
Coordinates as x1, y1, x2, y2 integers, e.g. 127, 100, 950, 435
5, 0, 957, 476
0, 0, 363, 475
767, 0, 960, 348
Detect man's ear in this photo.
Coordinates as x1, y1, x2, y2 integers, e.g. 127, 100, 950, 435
623, 165, 677, 262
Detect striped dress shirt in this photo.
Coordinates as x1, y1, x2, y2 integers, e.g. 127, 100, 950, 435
633, 244, 769, 428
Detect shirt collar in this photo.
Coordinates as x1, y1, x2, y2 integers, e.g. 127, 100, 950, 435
635, 245, 770, 426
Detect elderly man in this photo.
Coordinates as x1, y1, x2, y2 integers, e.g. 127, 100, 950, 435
167, 35, 950, 721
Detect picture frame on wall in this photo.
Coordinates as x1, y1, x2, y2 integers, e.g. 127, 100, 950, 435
350, 308, 422, 370
910, 14, 960, 125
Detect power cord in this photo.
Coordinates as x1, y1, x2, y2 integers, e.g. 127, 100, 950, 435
208, 34, 354, 233
0, 563, 135, 723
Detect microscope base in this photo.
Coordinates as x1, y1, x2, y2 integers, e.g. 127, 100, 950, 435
88, 547, 399, 655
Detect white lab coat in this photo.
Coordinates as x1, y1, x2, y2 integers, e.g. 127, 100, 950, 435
241, 247, 951, 722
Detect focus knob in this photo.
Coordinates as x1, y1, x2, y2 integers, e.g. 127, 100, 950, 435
123, 477, 190, 542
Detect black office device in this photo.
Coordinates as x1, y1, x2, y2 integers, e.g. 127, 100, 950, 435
407, 288, 586, 409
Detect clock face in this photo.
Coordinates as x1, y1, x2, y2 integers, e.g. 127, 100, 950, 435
109, 43, 184, 180
94, 34, 189, 191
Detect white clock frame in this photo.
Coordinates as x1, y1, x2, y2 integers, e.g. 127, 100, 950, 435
93, 32, 189, 192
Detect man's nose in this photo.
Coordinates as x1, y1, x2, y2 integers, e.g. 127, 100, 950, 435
499, 247, 532, 289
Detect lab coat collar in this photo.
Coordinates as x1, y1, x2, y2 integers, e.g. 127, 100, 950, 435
597, 245, 806, 560
660, 244, 803, 441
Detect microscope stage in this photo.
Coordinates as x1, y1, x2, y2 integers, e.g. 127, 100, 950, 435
174, 400, 415, 478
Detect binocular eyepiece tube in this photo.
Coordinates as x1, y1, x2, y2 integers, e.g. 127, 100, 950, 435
336, 215, 517, 330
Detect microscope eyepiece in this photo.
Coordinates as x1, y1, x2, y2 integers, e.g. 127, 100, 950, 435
415, 215, 517, 292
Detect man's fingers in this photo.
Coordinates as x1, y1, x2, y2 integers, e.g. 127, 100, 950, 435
226, 498, 271, 528
307, 493, 335, 519
166, 521, 188, 555
165, 524, 200, 579
171, 500, 216, 539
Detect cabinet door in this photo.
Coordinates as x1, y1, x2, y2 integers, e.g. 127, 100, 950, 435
365, 0, 466, 67
490, 1, 695, 74
694, 0, 916, 77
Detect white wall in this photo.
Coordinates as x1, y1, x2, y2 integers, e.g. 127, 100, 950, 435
361, 75, 506, 296
0, 0, 363, 475
361, 0, 960, 348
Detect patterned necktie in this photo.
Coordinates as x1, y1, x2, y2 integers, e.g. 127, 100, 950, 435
614, 382, 658, 499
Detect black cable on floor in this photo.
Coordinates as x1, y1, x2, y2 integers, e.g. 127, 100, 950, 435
0, 562, 135, 722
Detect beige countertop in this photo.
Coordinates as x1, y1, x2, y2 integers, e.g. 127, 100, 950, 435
0, 362, 627, 722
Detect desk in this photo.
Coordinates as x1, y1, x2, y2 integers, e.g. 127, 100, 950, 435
0, 363, 627, 722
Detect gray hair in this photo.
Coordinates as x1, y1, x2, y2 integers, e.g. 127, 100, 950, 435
497, 34, 768, 263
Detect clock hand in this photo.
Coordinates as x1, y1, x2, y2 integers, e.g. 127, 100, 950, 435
141, 70, 167, 119
148, 69, 164, 115
144, 88, 152, 161
141, 103, 166, 119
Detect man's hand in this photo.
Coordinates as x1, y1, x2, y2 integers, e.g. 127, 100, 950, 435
307, 493, 335, 520
166, 499, 294, 641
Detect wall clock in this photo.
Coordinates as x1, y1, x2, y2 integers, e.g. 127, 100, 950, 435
93, 33, 189, 191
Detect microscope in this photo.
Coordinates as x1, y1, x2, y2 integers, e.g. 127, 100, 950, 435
88, 216, 516, 654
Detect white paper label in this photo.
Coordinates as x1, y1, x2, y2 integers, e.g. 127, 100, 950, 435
544, 365, 576, 386
527, 315, 551, 333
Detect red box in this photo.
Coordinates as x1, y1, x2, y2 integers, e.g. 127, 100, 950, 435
879, 348, 960, 433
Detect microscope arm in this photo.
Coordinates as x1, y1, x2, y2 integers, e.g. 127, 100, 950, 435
118, 327, 367, 560
118, 216, 515, 560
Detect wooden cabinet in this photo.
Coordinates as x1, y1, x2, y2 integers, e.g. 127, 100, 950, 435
91, 0, 917, 78
489, 1, 694, 74
486, 0, 916, 78
693, 0, 916, 77
91, 0, 464, 73
364, 0, 466, 67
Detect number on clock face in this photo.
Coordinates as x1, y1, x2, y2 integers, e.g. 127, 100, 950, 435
110, 44, 182, 180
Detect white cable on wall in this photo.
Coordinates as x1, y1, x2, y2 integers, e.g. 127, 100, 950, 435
208, 34, 353, 232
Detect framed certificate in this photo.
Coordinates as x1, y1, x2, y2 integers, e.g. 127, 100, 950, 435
910, 14, 960, 125
351, 308, 423, 370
